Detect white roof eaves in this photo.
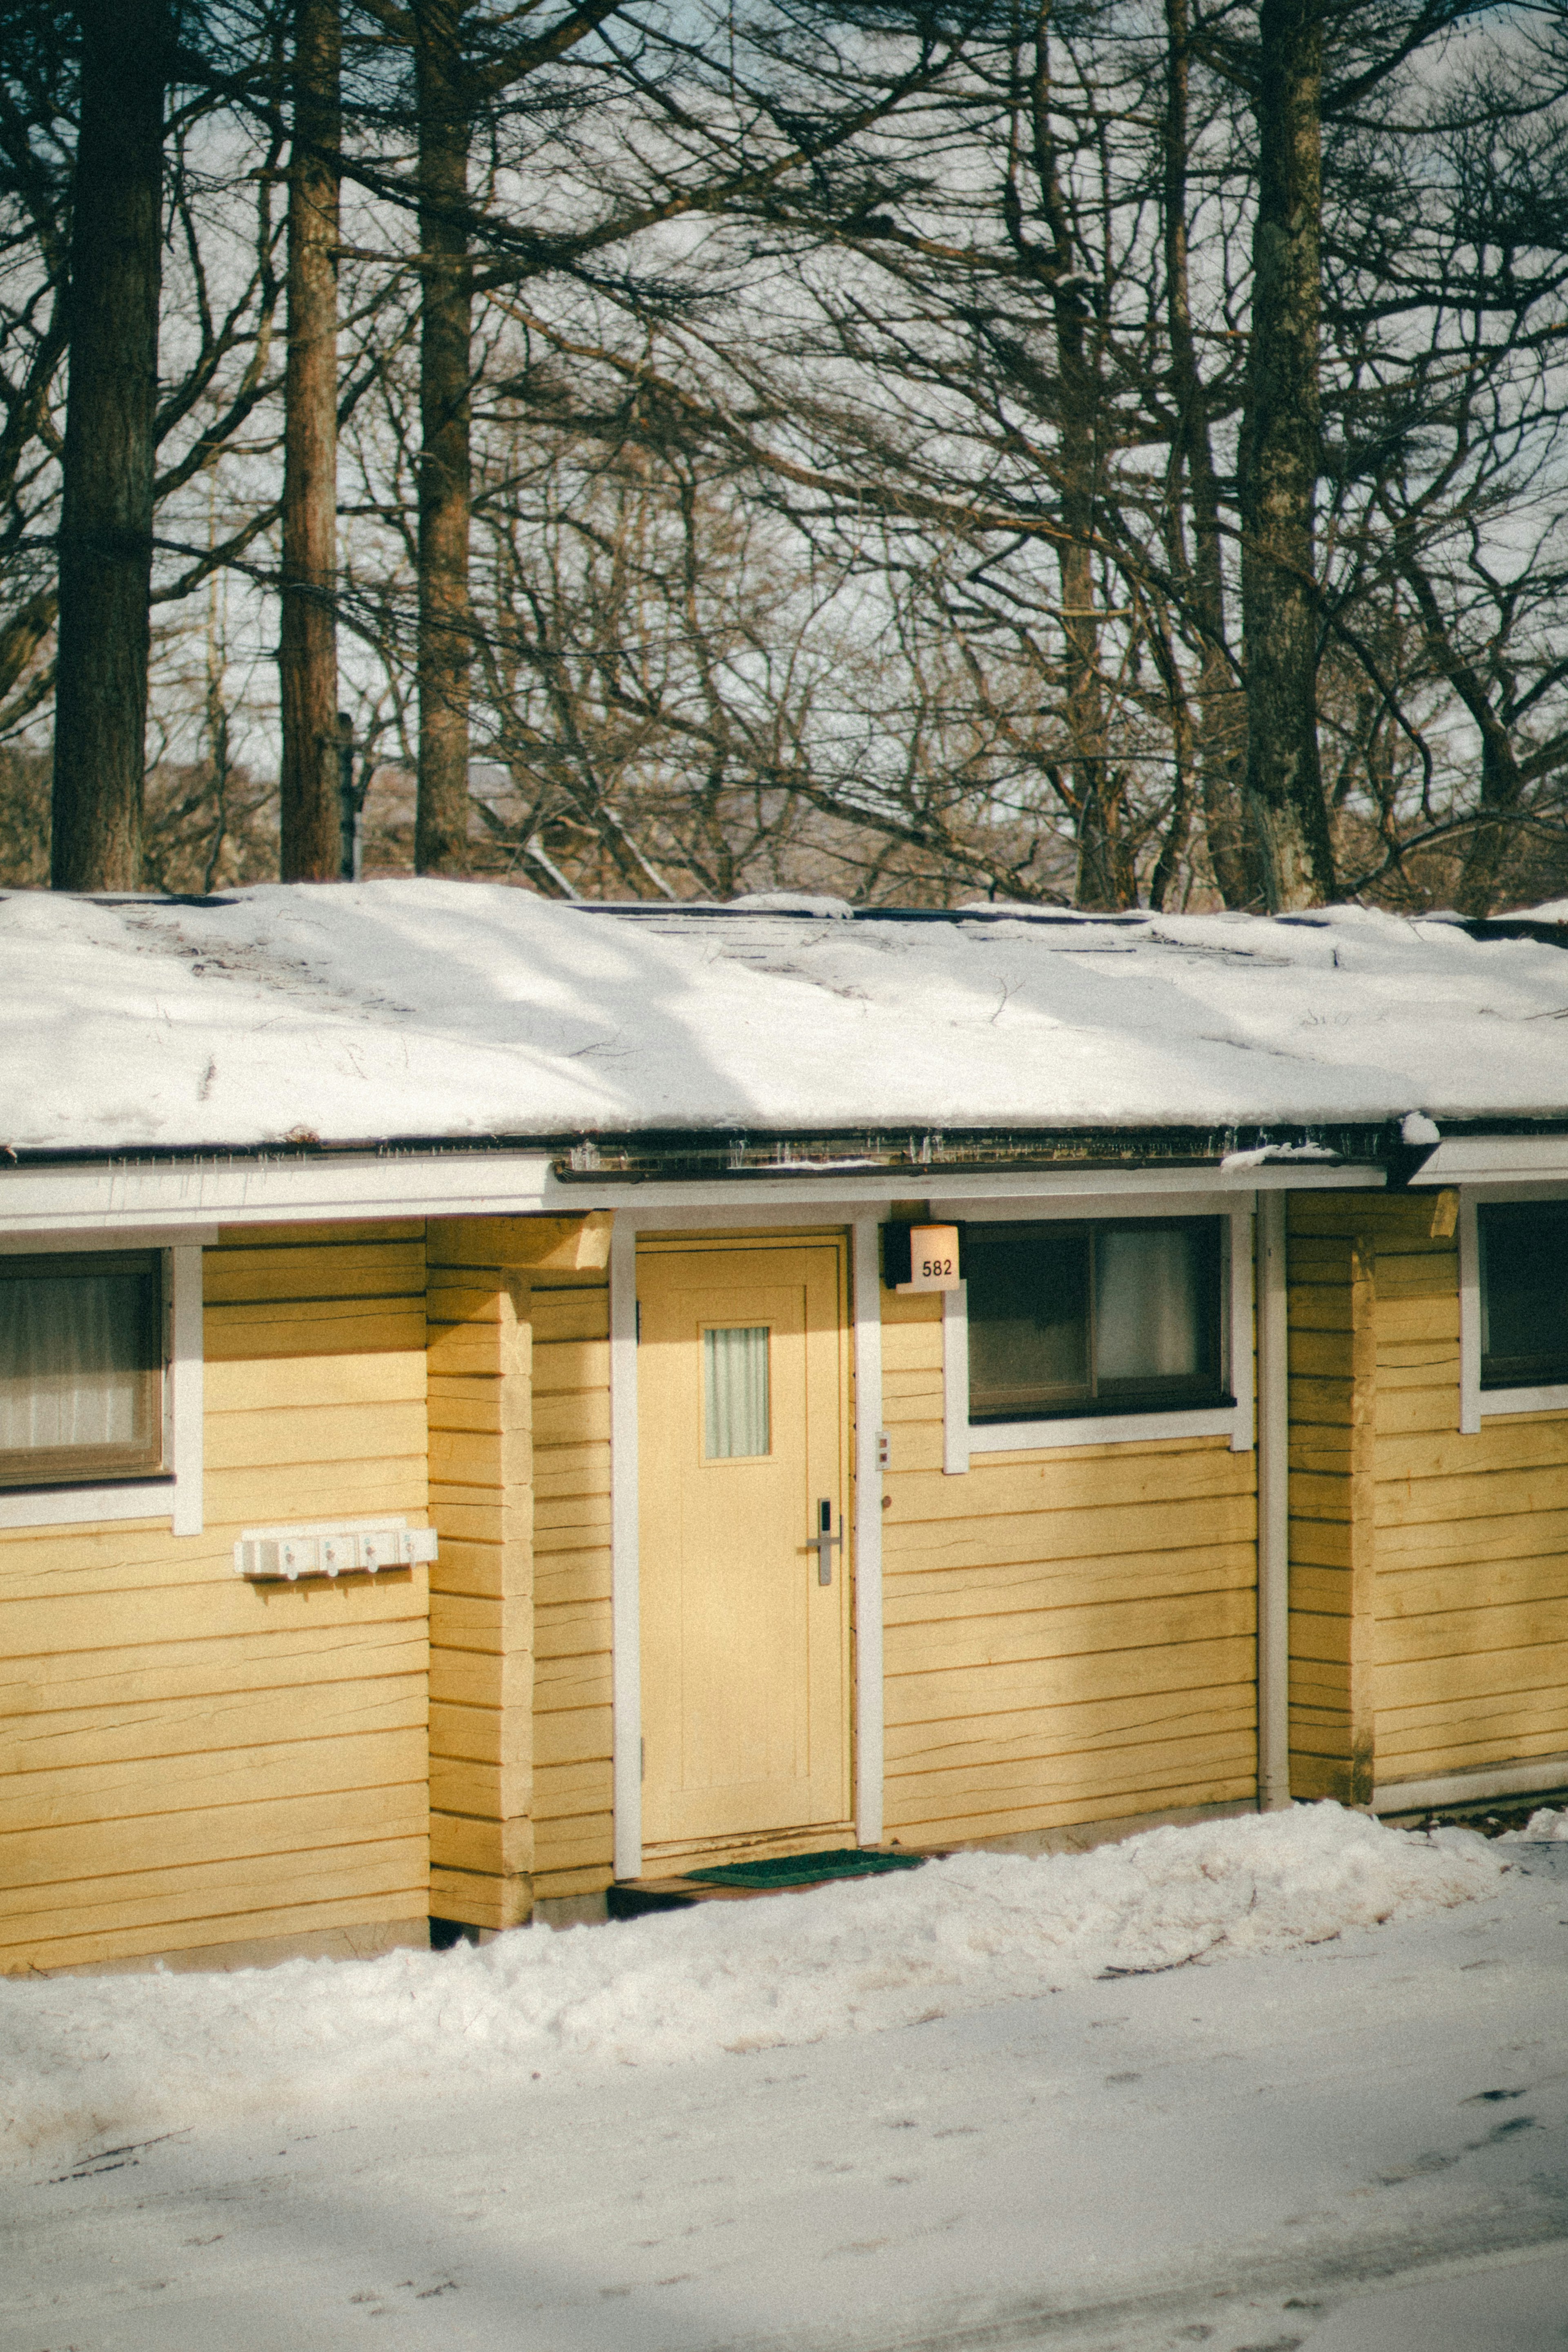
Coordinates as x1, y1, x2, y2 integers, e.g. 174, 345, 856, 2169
0, 1143, 1390, 1238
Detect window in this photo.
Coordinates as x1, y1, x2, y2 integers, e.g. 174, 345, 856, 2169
703, 1324, 771, 1458
0, 1251, 165, 1489
965, 1219, 1227, 1425
1478, 1201, 1568, 1390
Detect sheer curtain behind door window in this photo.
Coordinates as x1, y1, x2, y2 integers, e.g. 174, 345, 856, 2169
0, 1255, 163, 1484
704, 1324, 770, 1459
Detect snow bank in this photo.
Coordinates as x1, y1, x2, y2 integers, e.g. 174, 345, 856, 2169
1501, 1806, 1568, 1840
0, 1806, 1501, 2162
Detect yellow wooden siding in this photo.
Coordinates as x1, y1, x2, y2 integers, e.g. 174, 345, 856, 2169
1284, 1216, 1378, 1803
0, 1222, 430, 1975
425, 1221, 534, 1932
530, 1272, 613, 1897
881, 1286, 1258, 1848
1330, 1193, 1568, 1791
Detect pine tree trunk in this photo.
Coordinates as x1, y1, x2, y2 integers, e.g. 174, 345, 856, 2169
51, 0, 166, 892
1238, 0, 1335, 911
278, 0, 343, 882
1164, 0, 1249, 909
414, 0, 472, 875
1025, 13, 1125, 910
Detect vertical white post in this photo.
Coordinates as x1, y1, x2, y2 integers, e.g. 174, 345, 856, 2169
1458, 1193, 1481, 1435
942, 1282, 970, 1475
1256, 1190, 1290, 1810
170, 1243, 203, 1536
1228, 1200, 1256, 1451
852, 1215, 885, 1848
609, 1215, 642, 1881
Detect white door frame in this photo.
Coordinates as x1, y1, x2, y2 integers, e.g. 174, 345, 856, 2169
608, 1203, 884, 1882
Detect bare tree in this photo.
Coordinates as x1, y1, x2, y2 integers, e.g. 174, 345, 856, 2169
51, 0, 170, 889
279, 0, 344, 878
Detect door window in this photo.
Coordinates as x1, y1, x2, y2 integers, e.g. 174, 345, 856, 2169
702, 1324, 771, 1458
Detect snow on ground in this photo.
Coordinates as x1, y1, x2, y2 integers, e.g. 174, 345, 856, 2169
0, 1805, 1501, 2164
1, 1807, 1564, 2352
7, 882, 1568, 1152
1503, 1806, 1568, 1840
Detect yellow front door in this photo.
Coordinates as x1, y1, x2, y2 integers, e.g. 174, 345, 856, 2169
637, 1236, 851, 1868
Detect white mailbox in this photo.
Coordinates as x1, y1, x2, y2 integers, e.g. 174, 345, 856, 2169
234, 1520, 439, 1581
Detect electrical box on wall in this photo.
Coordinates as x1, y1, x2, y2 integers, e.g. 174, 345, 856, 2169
234, 1519, 438, 1581
882, 1222, 964, 1293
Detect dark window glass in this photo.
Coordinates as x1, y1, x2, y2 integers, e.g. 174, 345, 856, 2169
0, 1252, 164, 1487
1479, 1204, 1568, 1389
966, 1220, 1226, 1424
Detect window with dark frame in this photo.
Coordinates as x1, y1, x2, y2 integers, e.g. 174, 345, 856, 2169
0, 1251, 165, 1489
1478, 1201, 1568, 1391
965, 1219, 1228, 1425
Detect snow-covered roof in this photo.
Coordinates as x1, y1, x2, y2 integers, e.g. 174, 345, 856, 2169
4, 881, 1568, 1157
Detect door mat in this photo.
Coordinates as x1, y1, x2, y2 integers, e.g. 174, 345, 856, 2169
685, 1847, 925, 1890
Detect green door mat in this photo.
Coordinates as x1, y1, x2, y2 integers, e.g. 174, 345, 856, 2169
685, 1847, 924, 1889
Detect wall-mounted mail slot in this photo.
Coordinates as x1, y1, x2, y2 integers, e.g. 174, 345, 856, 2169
234, 1520, 439, 1581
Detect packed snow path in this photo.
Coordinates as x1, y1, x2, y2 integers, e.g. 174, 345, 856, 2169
2, 1808, 1566, 2351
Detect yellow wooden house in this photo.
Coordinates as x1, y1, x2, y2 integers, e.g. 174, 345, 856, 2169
4, 885, 1567, 1973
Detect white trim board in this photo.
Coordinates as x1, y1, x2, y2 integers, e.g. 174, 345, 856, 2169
0, 1152, 557, 1233
0, 1150, 1385, 1235
1413, 1136, 1568, 1185
588, 1164, 1381, 1212
0, 1240, 203, 1535
851, 1215, 885, 1848
0, 1224, 209, 1255
609, 1216, 642, 1884
1255, 1190, 1290, 1810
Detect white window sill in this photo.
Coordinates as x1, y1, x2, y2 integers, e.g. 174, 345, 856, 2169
1477, 1383, 1568, 1420
0, 1478, 180, 1530
969, 1405, 1245, 1454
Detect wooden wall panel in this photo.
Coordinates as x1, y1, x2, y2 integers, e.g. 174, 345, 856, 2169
530, 1277, 614, 1898
1284, 1210, 1378, 1804
880, 1283, 1258, 1850
425, 1224, 534, 1932
1287, 1187, 1568, 1802
1373, 1192, 1568, 1791
0, 1223, 430, 1975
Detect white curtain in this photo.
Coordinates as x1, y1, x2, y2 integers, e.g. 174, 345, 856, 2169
1095, 1230, 1200, 1381
704, 1324, 771, 1459
0, 1270, 151, 1455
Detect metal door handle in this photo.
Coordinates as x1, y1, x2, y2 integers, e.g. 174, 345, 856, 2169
812, 1498, 842, 1586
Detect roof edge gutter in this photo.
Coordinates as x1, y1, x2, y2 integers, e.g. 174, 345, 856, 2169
0, 1123, 1397, 1235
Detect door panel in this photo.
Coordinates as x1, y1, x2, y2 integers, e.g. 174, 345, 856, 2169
638, 1240, 850, 1860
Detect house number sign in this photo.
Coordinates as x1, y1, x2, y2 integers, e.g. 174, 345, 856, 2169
902, 1224, 962, 1293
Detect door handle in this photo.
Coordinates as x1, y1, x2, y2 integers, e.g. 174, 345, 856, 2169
812, 1498, 842, 1586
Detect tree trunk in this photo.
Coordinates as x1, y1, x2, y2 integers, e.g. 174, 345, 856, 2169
51, 0, 166, 892
1400, 546, 1525, 917
1238, 0, 1335, 911
414, 0, 473, 874
1025, 11, 1125, 910
1164, 0, 1249, 909
278, 0, 343, 882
